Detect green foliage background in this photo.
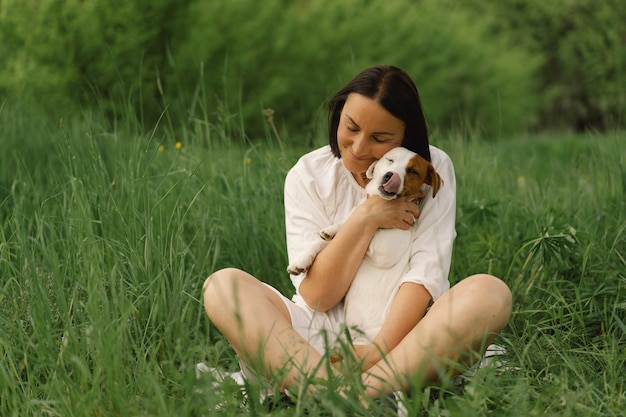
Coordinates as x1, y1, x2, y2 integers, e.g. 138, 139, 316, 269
459, 0, 626, 132
1, 0, 623, 138
1, 1, 625, 415
1, 103, 625, 416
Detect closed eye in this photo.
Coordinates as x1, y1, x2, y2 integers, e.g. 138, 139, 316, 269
408, 168, 420, 176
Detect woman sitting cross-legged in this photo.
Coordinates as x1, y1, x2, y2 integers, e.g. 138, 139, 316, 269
202, 64, 512, 406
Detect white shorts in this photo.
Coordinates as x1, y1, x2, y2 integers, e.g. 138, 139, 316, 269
238, 284, 345, 382
263, 283, 344, 354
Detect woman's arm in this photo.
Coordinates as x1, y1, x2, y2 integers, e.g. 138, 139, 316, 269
352, 283, 431, 370
300, 196, 419, 312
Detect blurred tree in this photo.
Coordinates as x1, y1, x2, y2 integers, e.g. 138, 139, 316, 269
456, 0, 626, 132
171, 0, 540, 140
0, 0, 187, 123
1, 0, 548, 139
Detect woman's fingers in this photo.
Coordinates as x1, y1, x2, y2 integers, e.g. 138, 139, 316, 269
358, 195, 421, 229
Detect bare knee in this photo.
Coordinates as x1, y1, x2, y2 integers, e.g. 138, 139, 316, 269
203, 268, 290, 323
203, 267, 235, 296
202, 268, 248, 315
203, 267, 240, 292
464, 273, 512, 328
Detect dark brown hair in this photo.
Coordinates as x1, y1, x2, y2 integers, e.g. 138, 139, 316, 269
328, 65, 431, 161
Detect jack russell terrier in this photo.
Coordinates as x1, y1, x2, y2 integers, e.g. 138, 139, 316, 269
287, 146, 443, 345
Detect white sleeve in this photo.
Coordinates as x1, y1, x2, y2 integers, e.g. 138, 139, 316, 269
401, 149, 456, 300
284, 167, 329, 292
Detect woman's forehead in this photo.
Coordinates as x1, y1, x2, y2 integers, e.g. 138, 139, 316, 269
342, 94, 405, 134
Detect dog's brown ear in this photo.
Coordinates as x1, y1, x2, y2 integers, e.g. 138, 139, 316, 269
426, 165, 443, 197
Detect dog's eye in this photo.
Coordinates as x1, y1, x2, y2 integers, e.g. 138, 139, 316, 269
386, 158, 394, 163
408, 168, 419, 176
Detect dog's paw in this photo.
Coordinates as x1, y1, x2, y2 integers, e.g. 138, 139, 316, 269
287, 254, 315, 275
287, 239, 331, 275
319, 224, 340, 241
286, 264, 307, 275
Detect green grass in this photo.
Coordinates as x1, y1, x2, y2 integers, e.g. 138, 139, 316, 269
1, 103, 624, 416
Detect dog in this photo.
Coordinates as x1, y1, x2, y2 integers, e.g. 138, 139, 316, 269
287, 147, 442, 344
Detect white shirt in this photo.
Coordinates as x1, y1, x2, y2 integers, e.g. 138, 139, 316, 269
284, 145, 456, 307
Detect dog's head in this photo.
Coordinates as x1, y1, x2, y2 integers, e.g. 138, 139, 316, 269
365, 147, 442, 200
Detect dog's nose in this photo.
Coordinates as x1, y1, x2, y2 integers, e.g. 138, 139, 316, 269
381, 171, 402, 195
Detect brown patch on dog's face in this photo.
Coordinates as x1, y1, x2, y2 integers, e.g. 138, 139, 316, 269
401, 154, 443, 198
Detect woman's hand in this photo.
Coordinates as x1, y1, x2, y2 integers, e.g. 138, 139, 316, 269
330, 343, 381, 373
355, 194, 424, 231
351, 343, 382, 372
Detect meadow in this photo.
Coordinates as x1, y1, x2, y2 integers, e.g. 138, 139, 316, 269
0, 103, 625, 416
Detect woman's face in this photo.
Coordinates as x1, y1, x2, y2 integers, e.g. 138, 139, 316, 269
337, 93, 405, 187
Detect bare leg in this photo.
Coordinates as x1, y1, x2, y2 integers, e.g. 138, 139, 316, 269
361, 274, 512, 397
203, 268, 334, 389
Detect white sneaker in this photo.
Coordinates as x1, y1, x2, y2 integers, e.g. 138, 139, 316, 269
195, 362, 246, 386
195, 362, 251, 410
465, 344, 520, 378
195, 362, 283, 408
479, 344, 508, 369
393, 391, 409, 417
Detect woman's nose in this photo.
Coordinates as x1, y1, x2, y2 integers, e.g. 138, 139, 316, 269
352, 133, 368, 155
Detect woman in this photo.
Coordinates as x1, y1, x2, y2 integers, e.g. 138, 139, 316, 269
203, 65, 512, 401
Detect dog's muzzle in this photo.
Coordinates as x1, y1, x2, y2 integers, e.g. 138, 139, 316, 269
379, 171, 402, 198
